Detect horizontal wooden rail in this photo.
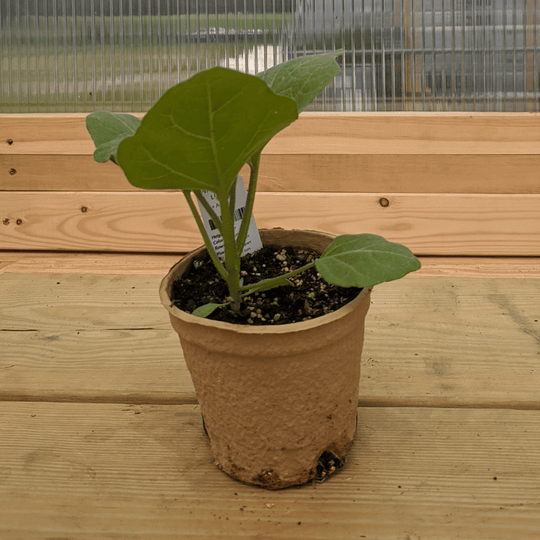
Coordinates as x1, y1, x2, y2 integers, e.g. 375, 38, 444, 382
3, 153, 540, 194
3, 112, 540, 155
1, 113, 540, 194
1, 191, 539, 256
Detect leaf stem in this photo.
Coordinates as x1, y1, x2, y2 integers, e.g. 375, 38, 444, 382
238, 260, 316, 293
218, 189, 242, 312
228, 178, 237, 221
236, 152, 260, 257
194, 190, 222, 232
182, 190, 228, 281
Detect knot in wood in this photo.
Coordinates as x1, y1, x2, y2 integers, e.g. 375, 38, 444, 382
379, 197, 390, 208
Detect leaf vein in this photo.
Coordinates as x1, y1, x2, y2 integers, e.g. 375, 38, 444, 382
168, 114, 211, 141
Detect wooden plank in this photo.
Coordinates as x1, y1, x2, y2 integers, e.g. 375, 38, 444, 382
411, 257, 540, 279
1, 191, 539, 256
4, 153, 540, 194
0, 112, 144, 155
255, 153, 540, 194
2, 112, 539, 194
362, 277, 540, 409
0, 190, 200, 252
3, 251, 540, 278
0, 329, 195, 405
1, 402, 540, 539
265, 113, 540, 155
0, 251, 183, 275
3, 112, 540, 155
1, 274, 539, 409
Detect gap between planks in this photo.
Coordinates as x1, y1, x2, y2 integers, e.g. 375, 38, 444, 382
2, 392, 540, 411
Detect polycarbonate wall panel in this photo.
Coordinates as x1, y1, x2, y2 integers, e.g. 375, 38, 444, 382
1, 0, 538, 112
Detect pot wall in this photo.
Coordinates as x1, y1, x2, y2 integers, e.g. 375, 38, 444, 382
160, 229, 372, 489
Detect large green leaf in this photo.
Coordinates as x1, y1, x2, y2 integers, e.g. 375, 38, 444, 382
316, 234, 421, 288
86, 112, 141, 163
258, 53, 342, 113
116, 67, 298, 194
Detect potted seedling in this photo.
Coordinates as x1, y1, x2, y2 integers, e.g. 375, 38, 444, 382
86, 53, 420, 490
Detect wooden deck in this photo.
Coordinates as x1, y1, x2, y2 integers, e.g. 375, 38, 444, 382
1, 112, 540, 538
1, 253, 540, 539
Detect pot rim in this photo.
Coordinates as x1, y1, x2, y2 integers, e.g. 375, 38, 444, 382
159, 228, 372, 335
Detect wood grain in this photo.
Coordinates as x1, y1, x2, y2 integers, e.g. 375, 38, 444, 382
4, 153, 540, 193
2, 274, 539, 409
2, 252, 540, 277
3, 112, 540, 155
2, 192, 540, 255
1, 402, 539, 539
0, 251, 182, 275
3, 112, 540, 194
0, 112, 144, 154
2, 112, 539, 540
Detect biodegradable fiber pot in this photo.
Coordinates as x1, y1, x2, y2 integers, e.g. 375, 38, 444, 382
159, 229, 372, 490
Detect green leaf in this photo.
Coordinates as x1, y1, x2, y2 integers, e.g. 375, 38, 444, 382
241, 275, 293, 297
316, 234, 421, 288
86, 112, 141, 163
192, 302, 223, 318
116, 67, 298, 194
258, 52, 342, 113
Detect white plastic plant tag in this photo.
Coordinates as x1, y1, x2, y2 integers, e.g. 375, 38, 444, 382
197, 176, 263, 259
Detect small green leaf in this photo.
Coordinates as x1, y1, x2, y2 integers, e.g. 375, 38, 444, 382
258, 52, 342, 113
241, 275, 293, 297
117, 67, 298, 194
86, 112, 141, 163
192, 302, 223, 318
316, 234, 421, 288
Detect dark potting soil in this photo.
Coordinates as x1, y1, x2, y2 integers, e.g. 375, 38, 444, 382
170, 245, 362, 325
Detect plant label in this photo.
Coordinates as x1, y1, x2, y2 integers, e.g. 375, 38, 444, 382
198, 176, 263, 258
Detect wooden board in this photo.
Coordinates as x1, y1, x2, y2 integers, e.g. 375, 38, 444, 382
3, 112, 540, 155
0, 152, 534, 195
2, 192, 540, 256
2, 112, 540, 194
1, 402, 540, 539
2, 274, 539, 409
3, 153, 540, 194
2, 252, 540, 278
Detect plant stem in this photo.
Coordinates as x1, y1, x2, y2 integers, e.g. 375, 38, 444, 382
218, 188, 242, 312
237, 260, 317, 293
182, 190, 228, 281
235, 152, 260, 257
194, 190, 222, 231
228, 178, 237, 221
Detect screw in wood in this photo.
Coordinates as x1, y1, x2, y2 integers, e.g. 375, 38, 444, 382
379, 197, 390, 207
9, 168, 17, 175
